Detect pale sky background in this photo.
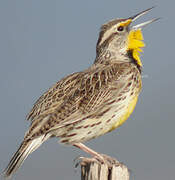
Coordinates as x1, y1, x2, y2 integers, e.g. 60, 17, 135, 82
0, 1, 174, 180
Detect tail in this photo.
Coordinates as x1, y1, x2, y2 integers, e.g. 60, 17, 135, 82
2, 134, 50, 179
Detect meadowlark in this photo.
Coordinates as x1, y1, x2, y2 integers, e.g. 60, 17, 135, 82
3, 7, 158, 179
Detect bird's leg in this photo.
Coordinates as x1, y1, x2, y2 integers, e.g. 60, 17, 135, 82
73, 143, 104, 163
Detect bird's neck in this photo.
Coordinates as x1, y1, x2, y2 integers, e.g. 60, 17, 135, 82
94, 46, 129, 64
94, 47, 142, 73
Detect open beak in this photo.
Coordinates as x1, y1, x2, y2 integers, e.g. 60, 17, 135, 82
129, 7, 160, 30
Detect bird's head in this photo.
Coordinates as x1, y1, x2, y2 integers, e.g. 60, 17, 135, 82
96, 7, 159, 67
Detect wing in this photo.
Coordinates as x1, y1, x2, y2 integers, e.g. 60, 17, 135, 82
27, 72, 82, 122
58, 62, 141, 125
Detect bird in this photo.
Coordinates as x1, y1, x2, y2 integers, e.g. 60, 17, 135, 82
3, 7, 159, 179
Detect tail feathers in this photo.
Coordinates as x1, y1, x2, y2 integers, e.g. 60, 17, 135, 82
3, 135, 49, 179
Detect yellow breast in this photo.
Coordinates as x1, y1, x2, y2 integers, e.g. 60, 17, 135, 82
109, 95, 138, 131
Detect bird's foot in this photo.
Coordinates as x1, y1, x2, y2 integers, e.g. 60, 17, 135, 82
74, 154, 119, 169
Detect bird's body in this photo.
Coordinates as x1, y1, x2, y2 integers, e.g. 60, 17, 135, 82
3, 7, 158, 179
26, 61, 141, 144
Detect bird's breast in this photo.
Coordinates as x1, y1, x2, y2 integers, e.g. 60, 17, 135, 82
109, 95, 138, 132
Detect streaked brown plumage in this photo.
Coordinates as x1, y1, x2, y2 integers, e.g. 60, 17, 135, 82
26, 62, 141, 143
3, 7, 158, 179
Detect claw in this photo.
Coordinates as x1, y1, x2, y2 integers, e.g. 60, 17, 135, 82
73, 156, 85, 169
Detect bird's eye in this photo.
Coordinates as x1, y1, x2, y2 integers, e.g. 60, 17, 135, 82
117, 26, 124, 32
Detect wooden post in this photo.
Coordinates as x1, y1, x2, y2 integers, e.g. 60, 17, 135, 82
80, 156, 130, 180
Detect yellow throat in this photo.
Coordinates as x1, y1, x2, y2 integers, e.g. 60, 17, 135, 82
127, 29, 145, 67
